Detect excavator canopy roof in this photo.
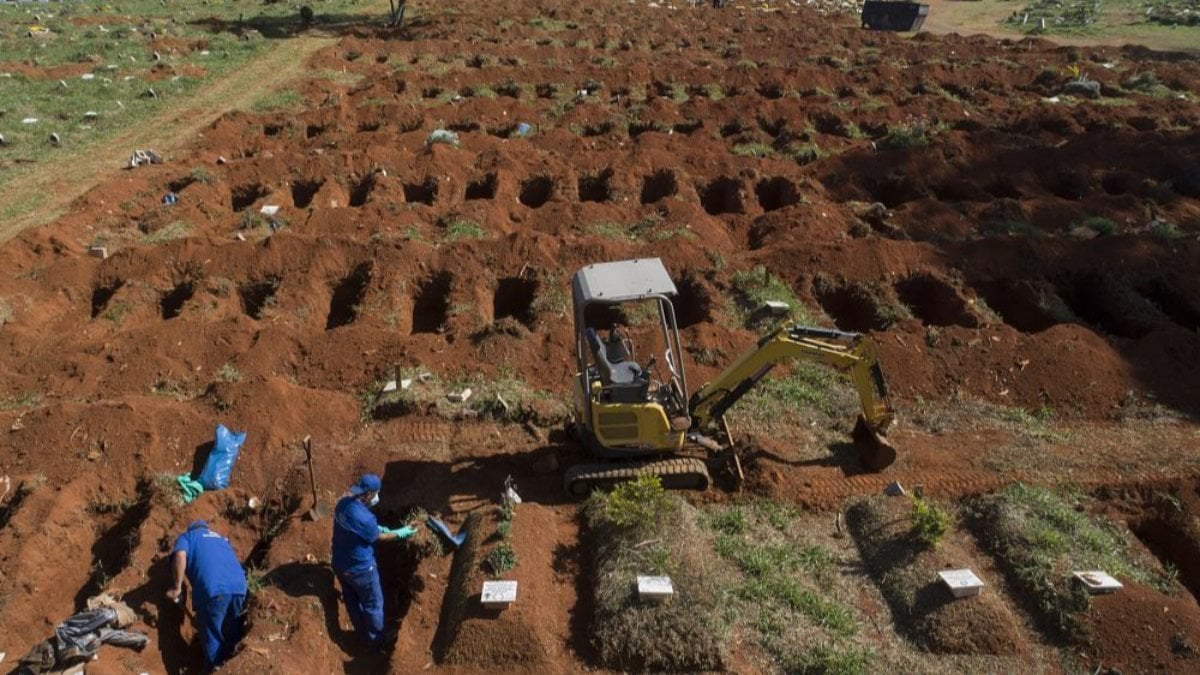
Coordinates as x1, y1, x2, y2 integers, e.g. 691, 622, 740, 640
571, 258, 678, 307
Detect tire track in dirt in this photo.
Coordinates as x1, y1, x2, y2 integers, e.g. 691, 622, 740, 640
757, 466, 1200, 510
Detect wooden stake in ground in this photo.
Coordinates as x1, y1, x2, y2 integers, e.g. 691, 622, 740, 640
302, 435, 328, 521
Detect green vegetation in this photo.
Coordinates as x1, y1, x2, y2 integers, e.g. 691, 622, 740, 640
595, 475, 675, 529
731, 142, 776, 158
364, 370, 567, 425
967, 483, 1178, 635
585, 478, 728, 671
216, 363, 242, 384
728, 265, 811, 327
733, 361, 857, 431
140, 219, 191, 245
910, 496, 952, 547
707, 501, 868, 674
994, 405, 1067, 442
1151, 220, 1187, 241
0, 392, 42, 411
0, 0, 372, 183
485, 541, 517, 575
101, 300, 133, 324
528, 16, 575, 31
1072, 215, 1118, 235
251, 88, 303, 113
879, 120, 934, 150
586, 212, 694, 242
441, 218, 485, 242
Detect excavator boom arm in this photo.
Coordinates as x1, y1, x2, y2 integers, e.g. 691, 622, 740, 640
688, 325, 895, 433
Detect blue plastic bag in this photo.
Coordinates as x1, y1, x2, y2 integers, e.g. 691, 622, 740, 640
198, 424, 246, 490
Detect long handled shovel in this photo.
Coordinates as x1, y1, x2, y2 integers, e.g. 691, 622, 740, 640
302, 435, 328, 521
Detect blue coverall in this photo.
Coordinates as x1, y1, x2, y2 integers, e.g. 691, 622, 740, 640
172, 521, 248, 669
331, 495, 385, 646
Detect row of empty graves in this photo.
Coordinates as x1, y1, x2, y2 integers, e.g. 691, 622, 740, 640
230, 171, 803, 215
89, 266, 543, 335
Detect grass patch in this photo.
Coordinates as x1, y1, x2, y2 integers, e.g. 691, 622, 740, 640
441, 218, 485, 242
1071, 215, 1118, 235
731, 142, 776, 158
140, 219, 191, 245
251, 88, 302, 113
993, 405, 1067, 442
585, 477, 728, 671
364, 370, 566, 424
0, 392, 43, 411
727, 265, 811, 328
966, 483, 1178, 637
707, 500, 867, 672
216, 363, 242, 383
101, 300, 133, 324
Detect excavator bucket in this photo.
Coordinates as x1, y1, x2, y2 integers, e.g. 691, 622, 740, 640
853, 415, 897, 471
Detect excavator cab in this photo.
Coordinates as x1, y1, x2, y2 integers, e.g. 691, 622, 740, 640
571, 258, 692, 458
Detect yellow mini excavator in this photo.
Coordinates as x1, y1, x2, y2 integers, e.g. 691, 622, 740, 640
565, 258, 897, 496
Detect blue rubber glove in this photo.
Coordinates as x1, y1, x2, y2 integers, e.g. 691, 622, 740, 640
393, 526, 417, 539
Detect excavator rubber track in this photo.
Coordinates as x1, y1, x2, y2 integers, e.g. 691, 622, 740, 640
564, 457, 711, 498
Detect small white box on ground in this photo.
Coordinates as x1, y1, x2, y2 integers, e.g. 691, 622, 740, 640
481, 580, 517, 610
381, 380, 398, 393
938, 569, 984, 598
637, 575, 674, 603
1074, 571, 1123, 594
260, 204, 280, 216
400, 378, 413, 390
88, 246, 108, 259
448, 388, 472, 403
762, 300, 791, 315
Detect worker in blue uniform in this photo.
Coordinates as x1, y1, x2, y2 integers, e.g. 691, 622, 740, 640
167, 520, 248, 671
331, 473, 415, 648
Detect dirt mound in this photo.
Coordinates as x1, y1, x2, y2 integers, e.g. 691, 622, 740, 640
444, 617, 548, 667
1083, 581, 1200, 673
847, 496, 1027, 656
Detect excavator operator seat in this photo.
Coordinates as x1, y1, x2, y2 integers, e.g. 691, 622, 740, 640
586, 327, 649, 402
603, 327, 633, 364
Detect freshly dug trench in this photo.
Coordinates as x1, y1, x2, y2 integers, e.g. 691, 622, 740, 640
895, 274, 980, 328
846, 497, 1026, 656
431, 512, 483, 662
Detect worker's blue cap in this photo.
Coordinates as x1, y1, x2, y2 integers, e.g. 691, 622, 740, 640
349, 474, 381, 496
187, 520, 208, 532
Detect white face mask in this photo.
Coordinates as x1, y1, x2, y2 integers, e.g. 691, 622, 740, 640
369, 494, 380, 507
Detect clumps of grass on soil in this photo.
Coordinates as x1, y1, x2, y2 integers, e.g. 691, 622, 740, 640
363, 370, 567, 424
847, 497, 1026, 655
730, 361, 859, 436
727, 264, 813, 329
584, 476, 728, 672
965, 483, 1177, 638
707, 499, 871, 672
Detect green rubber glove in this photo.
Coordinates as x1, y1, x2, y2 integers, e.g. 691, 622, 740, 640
394, 525, 417, 539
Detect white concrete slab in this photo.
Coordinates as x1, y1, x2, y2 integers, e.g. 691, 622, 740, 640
938, 569, 984, 598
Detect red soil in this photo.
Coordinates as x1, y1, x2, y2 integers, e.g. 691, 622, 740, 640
1, 0, 1199, 672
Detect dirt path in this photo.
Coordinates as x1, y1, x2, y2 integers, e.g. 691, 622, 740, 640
0, 32, 341, 242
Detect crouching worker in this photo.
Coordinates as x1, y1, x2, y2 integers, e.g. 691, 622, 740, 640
166, 520, 248, 671
331, 473, 416, 649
